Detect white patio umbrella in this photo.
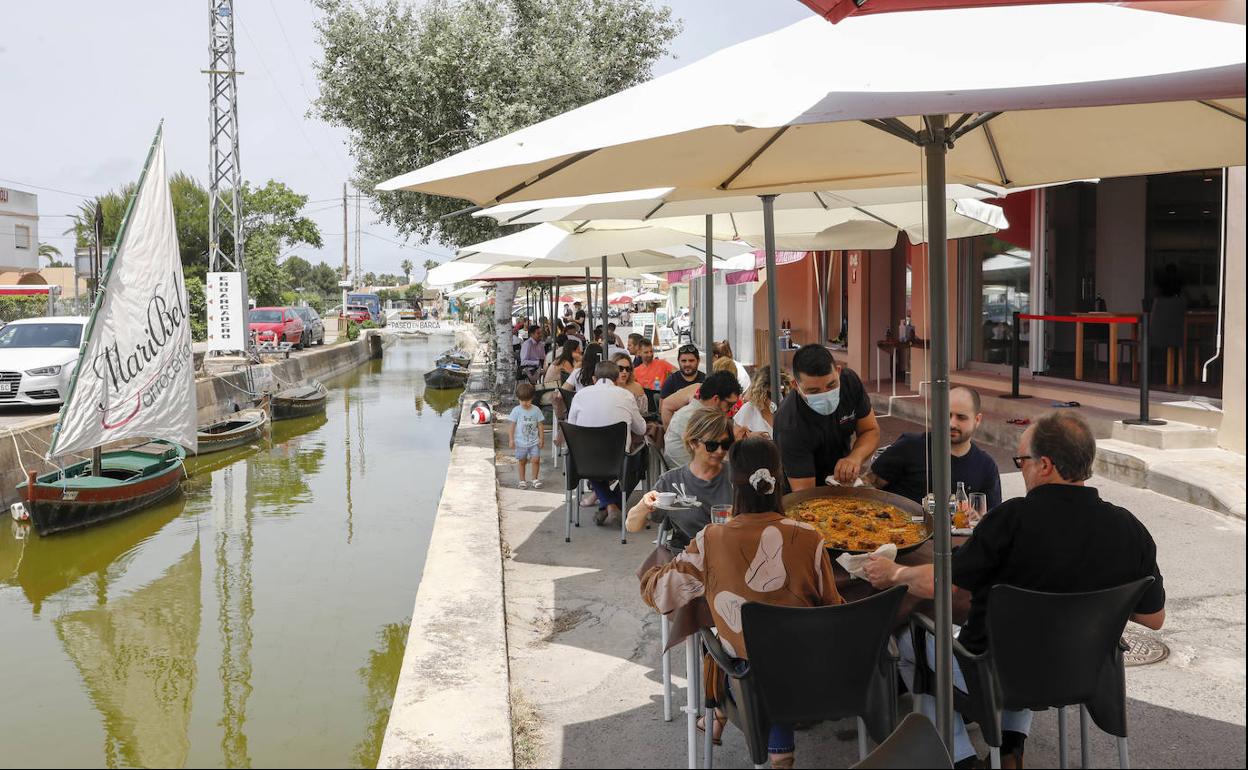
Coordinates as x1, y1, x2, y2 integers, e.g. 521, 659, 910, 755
379, 3, 1245, 744
447, 223, 749, 338
478, 186, 1007, 355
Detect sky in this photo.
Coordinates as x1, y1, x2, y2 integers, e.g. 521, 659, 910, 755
0, 0, 809, 281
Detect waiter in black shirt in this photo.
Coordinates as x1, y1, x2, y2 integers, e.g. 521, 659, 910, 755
866, 385, 1002, 508
773, 344, 880, 488
864, 412, 1166, 769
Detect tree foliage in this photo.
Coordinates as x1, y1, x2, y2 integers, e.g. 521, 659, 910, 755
312, 0, 680, 248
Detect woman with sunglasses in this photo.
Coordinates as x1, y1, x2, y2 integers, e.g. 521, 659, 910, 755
610, 352, 649, 414
626, 408, 735, 551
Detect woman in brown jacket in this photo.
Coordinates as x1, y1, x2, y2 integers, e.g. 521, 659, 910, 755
640, 435, 842, 768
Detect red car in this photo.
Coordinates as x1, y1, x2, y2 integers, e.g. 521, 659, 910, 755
343, 305, 371, 324
249, 306, 306, 348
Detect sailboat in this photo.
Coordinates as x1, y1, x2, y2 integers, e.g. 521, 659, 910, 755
17, 125, 197, 536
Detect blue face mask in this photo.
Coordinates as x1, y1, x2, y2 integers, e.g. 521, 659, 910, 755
802, 386, 841, 417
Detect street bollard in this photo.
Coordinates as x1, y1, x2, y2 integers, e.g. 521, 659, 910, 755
1000, 311, 1031, 399
1124, 311, 1165, 426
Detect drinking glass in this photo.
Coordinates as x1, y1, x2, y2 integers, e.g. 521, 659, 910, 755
968, 492, 988, 526
710, 504, 732, 525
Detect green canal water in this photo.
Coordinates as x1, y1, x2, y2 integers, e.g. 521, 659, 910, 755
0, 338, 463, 768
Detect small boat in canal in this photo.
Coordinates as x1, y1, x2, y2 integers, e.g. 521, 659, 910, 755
194, 408, 268, 455
17, 127, 198, 537
435, 349, 471, 368
18, 441, 187, 536
271, 380, 329, 421
424, 363, 469, 389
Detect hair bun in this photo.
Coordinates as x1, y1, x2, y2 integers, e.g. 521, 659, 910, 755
748, 468, 776, 495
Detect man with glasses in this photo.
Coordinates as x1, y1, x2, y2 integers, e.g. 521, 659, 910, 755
865, 412, 1166, 769
774, 344, 879, 488
663, 371, 741, 468
865, 386, 1002, 508
659, 344, 706, 400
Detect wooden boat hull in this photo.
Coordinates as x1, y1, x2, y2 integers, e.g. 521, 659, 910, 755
271, 382, 329, 421
195, 408, 268, 455
17, 442, 187, 536
424, 366, 469, 389
435, 352, 471, 368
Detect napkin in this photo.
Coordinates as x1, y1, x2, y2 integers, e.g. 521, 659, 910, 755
825, 475, 866, 487
836, 543, 897, 581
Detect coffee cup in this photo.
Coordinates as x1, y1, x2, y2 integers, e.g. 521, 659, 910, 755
654, 492, 678, 508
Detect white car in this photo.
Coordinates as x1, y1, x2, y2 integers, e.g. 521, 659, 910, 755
0, 316, 87, 408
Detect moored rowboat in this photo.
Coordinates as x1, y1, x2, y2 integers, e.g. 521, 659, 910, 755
195, 408, 268, 455
17, 440, 187, 536
271, 381, 329, 421
424, 364, 469, 389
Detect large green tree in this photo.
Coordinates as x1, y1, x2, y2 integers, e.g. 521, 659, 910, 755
312, 0, 680, 249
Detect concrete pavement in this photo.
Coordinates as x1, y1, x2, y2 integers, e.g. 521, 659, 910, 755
494, 415, 1246, 768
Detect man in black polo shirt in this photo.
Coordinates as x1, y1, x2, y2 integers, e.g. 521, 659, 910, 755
866, 385, 1002, 508
659, 344, 706, 399
865, 412, 1166, 769
773, 344, 880, 488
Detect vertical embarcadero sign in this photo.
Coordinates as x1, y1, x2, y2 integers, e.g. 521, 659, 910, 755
206, 271, 246, 351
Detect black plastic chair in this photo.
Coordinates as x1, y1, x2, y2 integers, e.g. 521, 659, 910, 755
643, 387, 663, 416
851, 712, 953, 769
910, 577, 1154, 769
701, 586, 909, 766
559, 422, 646, 544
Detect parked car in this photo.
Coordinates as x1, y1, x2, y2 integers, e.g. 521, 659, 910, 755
343, 305, 372, 325
0, 316, 87, 408
291, 306, 326, 346
249, 306, 306, 349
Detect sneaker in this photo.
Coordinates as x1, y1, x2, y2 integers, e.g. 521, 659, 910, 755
531, 480, 543, 489
581, 491, 598, 506
518, 480, 528, 489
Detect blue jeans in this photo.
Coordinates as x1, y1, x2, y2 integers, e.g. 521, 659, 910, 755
768, 724, 795, 754
587, 479, 620, 508
897, 628, 1033, 762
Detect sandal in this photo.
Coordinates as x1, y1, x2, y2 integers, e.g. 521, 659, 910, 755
696, 713, 726, 746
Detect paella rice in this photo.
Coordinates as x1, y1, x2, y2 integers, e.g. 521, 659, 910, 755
785, 497, 927, 552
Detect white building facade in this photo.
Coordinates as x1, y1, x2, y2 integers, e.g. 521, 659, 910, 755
0, 187, 39, 272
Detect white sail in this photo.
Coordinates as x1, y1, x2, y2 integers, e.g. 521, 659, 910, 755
48, 127, 197, 458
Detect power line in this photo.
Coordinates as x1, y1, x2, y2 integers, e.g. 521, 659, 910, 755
0, 178, 94, 198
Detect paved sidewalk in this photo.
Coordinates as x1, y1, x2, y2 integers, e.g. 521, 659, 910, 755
494, 417, 1245, 768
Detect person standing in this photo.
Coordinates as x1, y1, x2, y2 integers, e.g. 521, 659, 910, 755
773, 344, 879, 488
659, 344, 707, 399
507, 382, 545, 489
865, 412, 1166, 769
865, 386, 1002, 509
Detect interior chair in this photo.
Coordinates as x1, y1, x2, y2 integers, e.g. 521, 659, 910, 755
851, 712, 954, 769
1149, 296, 1187, 387
909, 577, 1155, 770
700, 586, 908, 767
559, 421, 647, 544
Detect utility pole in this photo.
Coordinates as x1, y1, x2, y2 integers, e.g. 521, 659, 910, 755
341, 183, 350, 315
205, 0, 244, 275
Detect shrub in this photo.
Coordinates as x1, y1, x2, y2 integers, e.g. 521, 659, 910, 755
345, 320, 360, 341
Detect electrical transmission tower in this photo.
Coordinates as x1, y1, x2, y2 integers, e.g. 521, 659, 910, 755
206, 0, 244, 273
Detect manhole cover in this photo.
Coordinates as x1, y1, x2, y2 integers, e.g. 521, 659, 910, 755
1122, 630, 1169, 667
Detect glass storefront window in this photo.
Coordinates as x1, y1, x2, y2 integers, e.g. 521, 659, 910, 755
966, 235, 1031, 365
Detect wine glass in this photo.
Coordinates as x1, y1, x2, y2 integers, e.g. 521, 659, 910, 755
968, 492, 989, 527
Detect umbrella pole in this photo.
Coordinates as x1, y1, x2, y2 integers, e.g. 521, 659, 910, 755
585, 267, 593, 338
602, 255, 609, 349
924, 114, 955, 750
704, 214, 714, 372
761, 195, 782, 405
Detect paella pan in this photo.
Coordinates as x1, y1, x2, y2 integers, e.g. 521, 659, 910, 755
781, 486, 933, 558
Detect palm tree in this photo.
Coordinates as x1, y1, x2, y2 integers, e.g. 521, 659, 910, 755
38, 243, 70, 268
400, 259, 414, 285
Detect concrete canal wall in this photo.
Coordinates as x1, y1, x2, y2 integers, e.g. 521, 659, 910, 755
378, 333, 516, 769
0, 332, 383, 508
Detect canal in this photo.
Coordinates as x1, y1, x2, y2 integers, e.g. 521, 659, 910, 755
0, 338, 463, 768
